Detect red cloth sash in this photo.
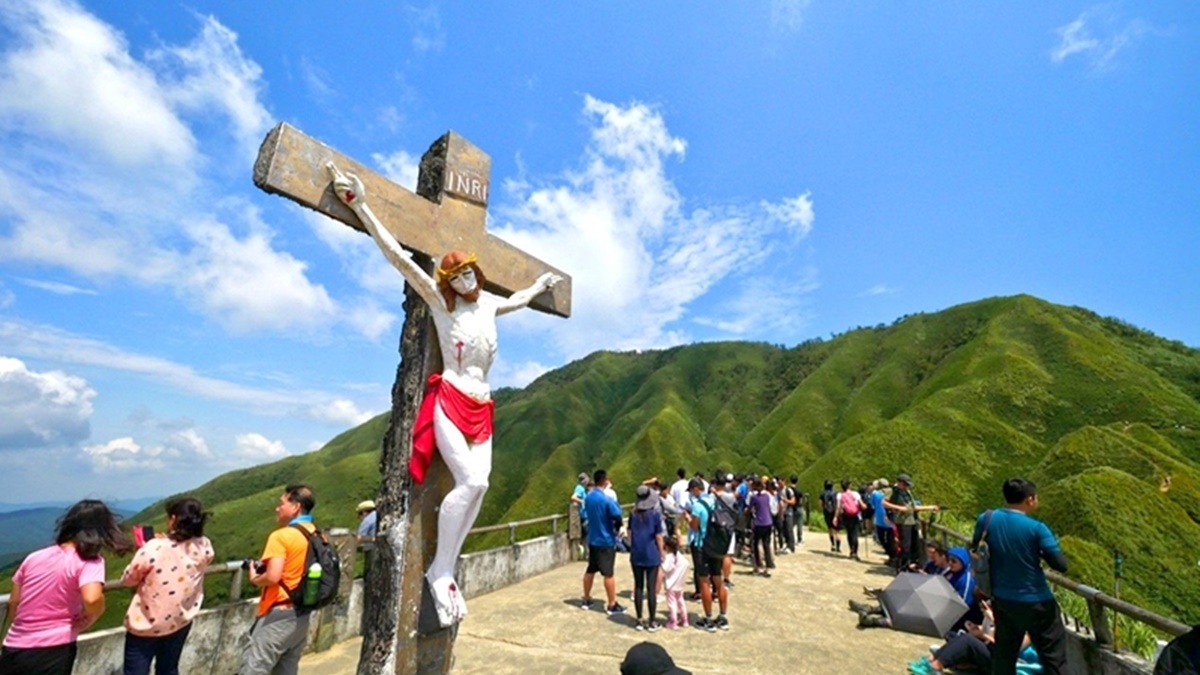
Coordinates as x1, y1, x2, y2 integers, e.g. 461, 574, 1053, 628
410, 373, 494, 484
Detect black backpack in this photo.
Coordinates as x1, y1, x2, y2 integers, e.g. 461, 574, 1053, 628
284, 524, 342, 612
702, 497, 737, 559
821, 489, 838, 515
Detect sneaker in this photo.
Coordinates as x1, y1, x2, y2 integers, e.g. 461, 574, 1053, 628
704, 617, 718, 633
635, 621, 646, 631
606, 603, 626, 616
647, 621, 662, 633
723, 579, 734, 589
580, 598, 594, 611
715, 615, 729, 631
848, 600, 873, 614
908, 656, 934, 675
664, 620, 677, 630
761, 570, 772, 578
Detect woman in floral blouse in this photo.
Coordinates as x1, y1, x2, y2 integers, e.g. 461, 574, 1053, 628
120, 497, 214, 675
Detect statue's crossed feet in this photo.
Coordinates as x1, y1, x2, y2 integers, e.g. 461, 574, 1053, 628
428, 574, 468, 628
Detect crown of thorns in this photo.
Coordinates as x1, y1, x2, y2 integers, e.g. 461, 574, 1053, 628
436, 253, 478, 282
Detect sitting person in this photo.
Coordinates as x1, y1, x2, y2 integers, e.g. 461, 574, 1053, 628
908, 601, 1040, 674
851, 547, 976, 631
912, 541, 949, 575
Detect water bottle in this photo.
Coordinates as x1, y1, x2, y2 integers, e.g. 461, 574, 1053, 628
302, 562, 322, 605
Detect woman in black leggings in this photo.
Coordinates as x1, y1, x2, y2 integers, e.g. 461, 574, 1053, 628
628, 486, 665, 631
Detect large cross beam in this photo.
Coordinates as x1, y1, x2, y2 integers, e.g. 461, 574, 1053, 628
254, 123, 570, 674
254, 122, 571, 316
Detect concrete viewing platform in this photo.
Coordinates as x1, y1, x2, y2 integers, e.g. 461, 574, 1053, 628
300, 534, 938, 674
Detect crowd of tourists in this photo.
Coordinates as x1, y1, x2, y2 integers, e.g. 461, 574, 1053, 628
570, 468, 1194, 675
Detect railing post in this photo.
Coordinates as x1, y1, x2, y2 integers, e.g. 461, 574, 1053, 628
551, 515, 560, 534
1088, 597, 1114, 646
0, 601, 7, 633
229, 565, 244, 601
508, 523, 517, 546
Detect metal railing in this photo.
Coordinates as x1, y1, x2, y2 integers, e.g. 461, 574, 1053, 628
0, 507, 601, 630
928, 522, 1190, 646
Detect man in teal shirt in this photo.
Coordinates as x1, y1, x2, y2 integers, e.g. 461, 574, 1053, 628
973, 478, 1069, 674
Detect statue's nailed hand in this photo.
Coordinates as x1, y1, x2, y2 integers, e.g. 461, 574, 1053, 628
536, 272, 563, 292
327, 162, 365, 207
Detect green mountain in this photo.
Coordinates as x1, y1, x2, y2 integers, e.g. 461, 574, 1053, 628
125, 294, 1200, 625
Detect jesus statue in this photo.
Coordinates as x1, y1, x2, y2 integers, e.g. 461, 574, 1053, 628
328, 162, 561, 627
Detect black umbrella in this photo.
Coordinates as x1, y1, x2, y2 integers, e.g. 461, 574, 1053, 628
879, 572, 969, 638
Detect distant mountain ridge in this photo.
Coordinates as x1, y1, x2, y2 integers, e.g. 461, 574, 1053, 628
129, 294, 1200, 624
0, 499, 157, 568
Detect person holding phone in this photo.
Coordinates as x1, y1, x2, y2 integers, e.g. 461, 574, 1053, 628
120, 497, 214, 675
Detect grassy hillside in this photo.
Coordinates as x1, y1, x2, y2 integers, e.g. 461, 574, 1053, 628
42, 293, 1197, 629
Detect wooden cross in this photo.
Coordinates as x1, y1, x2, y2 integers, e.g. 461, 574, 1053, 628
254, 123, 571, 674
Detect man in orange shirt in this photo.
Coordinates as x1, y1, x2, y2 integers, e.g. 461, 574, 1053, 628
240, 484, 317, 675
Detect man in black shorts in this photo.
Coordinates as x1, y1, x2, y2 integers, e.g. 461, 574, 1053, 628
581, 469, 626, 615
687, 477, 731, 632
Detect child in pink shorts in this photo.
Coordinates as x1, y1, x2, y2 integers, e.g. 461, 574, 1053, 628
660, 537, 691, 629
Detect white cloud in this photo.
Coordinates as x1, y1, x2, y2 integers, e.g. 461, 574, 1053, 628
405, 5, 445, 54
0, 319, 377, 425
372, 150, 420, 191
1050, 7, 1149, 71
15, 277, 97, 295
491, 358, 552, 389
770, 0, 811, 35
0, 2, 337, 337
146, 14, 272, 160
83, 436, 152, 472
0, 356, 94, 450
181, 216, 337, 333
491, 95, 817, 359
232, 432, 290, 461
0, 0, 196, 167
309, 399, 375, 427
694, 265, 820, 336
861, 284, 900, 297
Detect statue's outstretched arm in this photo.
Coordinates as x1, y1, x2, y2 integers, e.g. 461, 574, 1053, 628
495, 272, 562, 316
326, 162, 442, 309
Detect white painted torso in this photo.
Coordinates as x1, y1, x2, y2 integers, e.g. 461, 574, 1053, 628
432, 293, 498, 402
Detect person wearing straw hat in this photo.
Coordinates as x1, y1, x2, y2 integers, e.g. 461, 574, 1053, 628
356, 500, 377, 545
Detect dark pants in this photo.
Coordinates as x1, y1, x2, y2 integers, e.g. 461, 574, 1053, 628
875, 524, 896, 561
752, 525, 774, 569
898, 523, 919, 568
123, 624, 192, 675
936, 632, 992, 670
992, 596, 1068, 675
843, 514, 861, 556
632, 564, 659, 621
0, 643, 77, 675
782, 511, 796, 551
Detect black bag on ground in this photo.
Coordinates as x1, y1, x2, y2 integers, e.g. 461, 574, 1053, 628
284, 524, 342, 611
702, 497, 737, 559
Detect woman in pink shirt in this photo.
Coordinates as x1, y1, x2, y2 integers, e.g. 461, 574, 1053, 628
0, 499, 133, 675
120, 497, 214, 675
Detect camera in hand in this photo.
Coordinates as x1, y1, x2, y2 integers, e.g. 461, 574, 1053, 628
242, 558, 267, 574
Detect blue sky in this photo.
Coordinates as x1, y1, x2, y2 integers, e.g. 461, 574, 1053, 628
0, 1, 1196, 503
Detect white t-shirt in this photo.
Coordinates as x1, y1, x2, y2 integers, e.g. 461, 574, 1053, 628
670, 479, 691, 512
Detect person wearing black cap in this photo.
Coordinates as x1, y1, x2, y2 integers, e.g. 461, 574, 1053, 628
881, 473, 939, 570
620, 641, 691, 675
